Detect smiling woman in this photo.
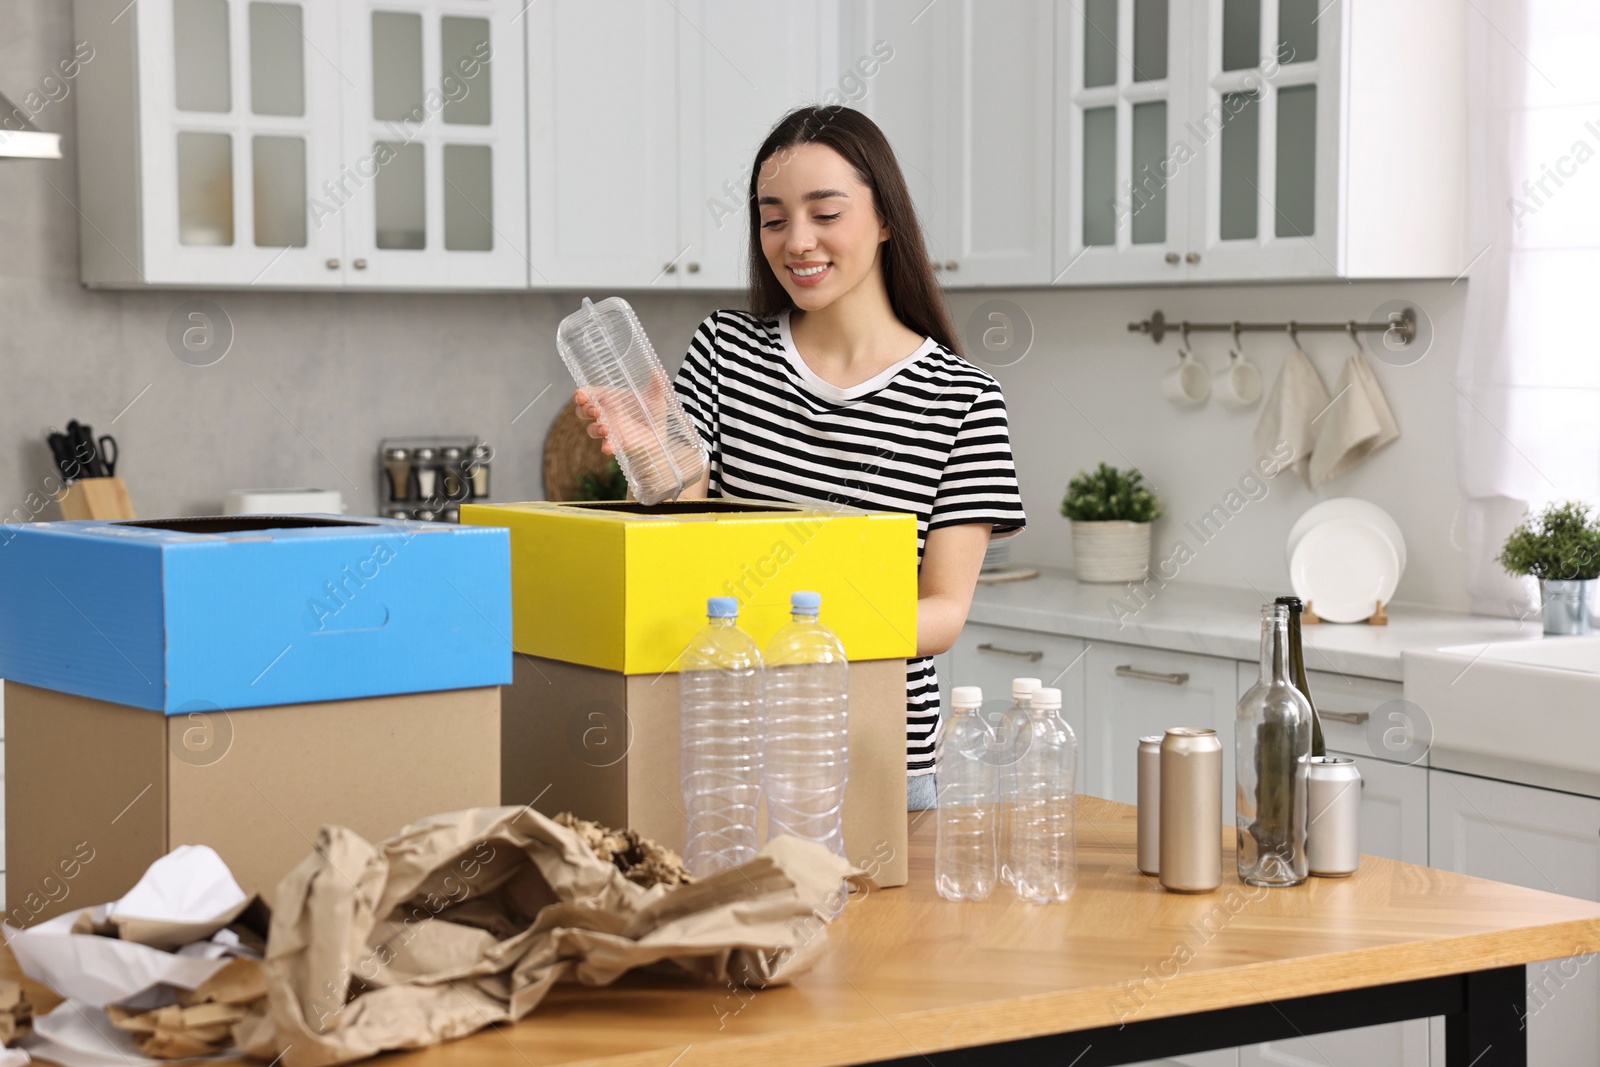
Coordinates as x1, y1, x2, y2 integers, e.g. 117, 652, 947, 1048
577, 107, 1026, 809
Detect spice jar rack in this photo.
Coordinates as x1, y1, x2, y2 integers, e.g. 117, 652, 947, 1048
377, 436, 493, 522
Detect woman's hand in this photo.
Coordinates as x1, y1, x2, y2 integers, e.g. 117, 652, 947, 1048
573, 387, 619, 455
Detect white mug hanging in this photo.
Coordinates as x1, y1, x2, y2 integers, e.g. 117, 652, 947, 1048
1162, 324, 1210, 407
1216, 323, 1263, 408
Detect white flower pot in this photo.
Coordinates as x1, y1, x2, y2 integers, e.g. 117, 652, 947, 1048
1071, 520, 1153, 583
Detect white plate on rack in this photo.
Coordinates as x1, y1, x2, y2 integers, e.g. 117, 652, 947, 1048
1287, 497, 1406, 573
1289, 519, 1401, 623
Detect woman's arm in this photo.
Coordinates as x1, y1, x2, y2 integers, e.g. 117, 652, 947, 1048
916, 523, 992, 657
575, 387, 710, 499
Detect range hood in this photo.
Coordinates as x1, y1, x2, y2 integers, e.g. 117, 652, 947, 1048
0, 90, 62, 160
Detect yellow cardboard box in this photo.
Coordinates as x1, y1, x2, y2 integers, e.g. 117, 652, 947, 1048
459, 500, 918, 675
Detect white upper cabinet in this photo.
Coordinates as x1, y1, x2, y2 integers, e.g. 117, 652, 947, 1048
842, 0, 1056, 287
77, 0, 345, 286
1055, 0, 1192, 285
1056, 0, 1465, 286
526, 1, 680, 290
527, 1, 834, 292
1184, 0, 1341, 280
678, 2, 837, 291
338, 0, 529, 289
74, 0, 528, 289
77, 0, 1464, 291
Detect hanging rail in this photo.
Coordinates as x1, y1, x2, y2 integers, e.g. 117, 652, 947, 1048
1127, 308, 1417, 348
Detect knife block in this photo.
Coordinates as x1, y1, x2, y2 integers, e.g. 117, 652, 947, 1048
57, 477, 135, 520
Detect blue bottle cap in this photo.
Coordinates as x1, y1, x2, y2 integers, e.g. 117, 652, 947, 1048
791, 590, 821, 612
706, 596, 739, 618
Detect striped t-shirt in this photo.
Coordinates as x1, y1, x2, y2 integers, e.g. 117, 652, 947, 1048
672, 309, 1027, 776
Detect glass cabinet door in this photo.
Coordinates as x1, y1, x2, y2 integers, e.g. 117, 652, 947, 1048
1054, 0, 1192, 285
1187, 0, 1340, 279
341, 0, 529, 289
138, 0, 343, 285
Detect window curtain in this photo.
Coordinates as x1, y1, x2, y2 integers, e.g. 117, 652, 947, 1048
1459, 0, 1600, 615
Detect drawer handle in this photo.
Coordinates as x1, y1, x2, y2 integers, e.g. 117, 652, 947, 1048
1320, 710, 1369, 725
977, 642, 1043, 662
1116, 665, 1189, 686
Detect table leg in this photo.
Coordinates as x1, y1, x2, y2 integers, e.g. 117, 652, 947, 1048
1445, 965, 1526, 1066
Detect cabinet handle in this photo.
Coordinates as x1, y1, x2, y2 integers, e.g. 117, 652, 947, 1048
977, 642, 1043, 662
945, 260, 958, 271
1115, 664, 1189, 686
663, 262, 678, 274
687, 262, 700, 273
353, 258, 368, 270
1165, 252, 1180, 264
1319, 710, 1369, 725
933, 262, 943, 272
1185, 251, 1200, 264
325, 258, 340, 270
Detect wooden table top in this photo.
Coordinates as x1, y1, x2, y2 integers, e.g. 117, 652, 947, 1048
10, 796, 1600, 1067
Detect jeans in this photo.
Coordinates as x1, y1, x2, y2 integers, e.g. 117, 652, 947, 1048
907, 772, 938, 811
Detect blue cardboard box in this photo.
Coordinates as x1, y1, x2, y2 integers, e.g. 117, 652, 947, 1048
0, 515, 512, 712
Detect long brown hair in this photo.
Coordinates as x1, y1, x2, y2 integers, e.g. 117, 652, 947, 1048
746, 106, 962, 357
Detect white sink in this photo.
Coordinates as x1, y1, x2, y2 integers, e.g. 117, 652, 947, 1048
1403, 634, 1600, 775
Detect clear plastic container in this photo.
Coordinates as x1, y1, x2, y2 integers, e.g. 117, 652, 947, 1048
763, 591, 849, 857
935, 685, 998, 902
1011, 686, 1077, 903
679, 596, 764, 877
996, 676, 1040, 886
556, 296, 708, 505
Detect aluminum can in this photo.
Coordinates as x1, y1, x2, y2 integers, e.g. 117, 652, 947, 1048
1305, 756, 1362, 877
1159, 727, 1223, 893
1136, 735, 1162, 875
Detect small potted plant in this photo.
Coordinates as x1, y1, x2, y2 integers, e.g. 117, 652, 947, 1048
1061, 463, 1163, 583
1497, 500, 1600, 635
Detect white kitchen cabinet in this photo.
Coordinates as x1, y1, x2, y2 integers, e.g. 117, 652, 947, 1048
945, 623, 1088, 752
841, 0, 1056, 287
525, 1, 680, 288
74, 0, 527, 289
678, 2, 838, 290
1053, 0, 1465, 286
76, 0, 344, 286
1084, 642, 1238, 826
1054, 0, 1194, 285
338, 0, 529, 289
528, 1, 835, 291
1428, 771, 1600, 1067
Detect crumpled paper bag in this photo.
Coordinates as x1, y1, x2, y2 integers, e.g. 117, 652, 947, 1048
266, 805, 862, 1067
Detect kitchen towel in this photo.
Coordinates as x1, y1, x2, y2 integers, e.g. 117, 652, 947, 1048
1308, 351, 1400, 486
1254, 345, 1331, 482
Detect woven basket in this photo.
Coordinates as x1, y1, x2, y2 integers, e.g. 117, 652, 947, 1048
542, 400, 616, 501
1071, 521, 1152, 583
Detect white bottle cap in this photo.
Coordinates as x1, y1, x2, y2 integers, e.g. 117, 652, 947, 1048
1033, 687, 1062, 710
951, 686, 983, 708
1011, 677, 1042, 700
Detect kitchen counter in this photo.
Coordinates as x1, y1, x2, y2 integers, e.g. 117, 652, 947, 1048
970, 566, 1543, 681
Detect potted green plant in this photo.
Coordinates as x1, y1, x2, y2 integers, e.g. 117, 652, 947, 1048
1061, 463, 1163, 583
1497, 500, 1600, 635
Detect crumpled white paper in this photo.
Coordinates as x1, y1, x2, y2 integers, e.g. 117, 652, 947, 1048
21, 999, 231, 1067
3, 845, 249, 1008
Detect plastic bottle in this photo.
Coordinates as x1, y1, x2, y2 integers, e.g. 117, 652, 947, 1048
996, 677, 1041, 886
1012, 686, 1078, 903
679, 596, 764, 877
556, 296, 708, 505
935, 686, 998, 901
763, 591, 849, 857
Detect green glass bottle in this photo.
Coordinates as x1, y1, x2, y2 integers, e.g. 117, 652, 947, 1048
1275, 596, 1326, 757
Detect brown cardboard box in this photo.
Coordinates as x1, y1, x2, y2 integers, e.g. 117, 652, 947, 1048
502, 655, 908, 887
5, 683, 500, 925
